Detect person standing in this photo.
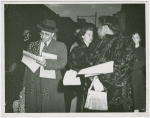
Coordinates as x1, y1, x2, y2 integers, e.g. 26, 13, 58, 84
67, 23, 96, 112
23, 19, 67, 112
81, 16, 135, 112
22, 29, 32, 50
132, 32, 146, 112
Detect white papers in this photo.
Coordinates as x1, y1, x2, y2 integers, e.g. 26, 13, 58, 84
23, 50, 43, 62
63, 70, 81, 85
42, 52, 57, 60
78, 61, 114, 75
84, 73, 100, 77
21, 50, 58, 78
39, 66, 56, 79
40, 52, 57, 79
21, 50, 43, 72
21, 55, 40, 73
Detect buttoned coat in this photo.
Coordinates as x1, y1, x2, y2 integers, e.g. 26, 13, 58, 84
24, 39, 67, 112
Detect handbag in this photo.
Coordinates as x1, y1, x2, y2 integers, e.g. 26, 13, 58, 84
84, 76, 108, 111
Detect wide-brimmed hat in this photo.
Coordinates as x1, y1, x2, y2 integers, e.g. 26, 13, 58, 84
36, 19, 59, 33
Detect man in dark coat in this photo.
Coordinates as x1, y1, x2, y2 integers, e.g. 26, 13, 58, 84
23, 19, 67, 112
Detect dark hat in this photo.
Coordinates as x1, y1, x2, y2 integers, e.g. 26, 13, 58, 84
36, 19, 59, 33
99, 16, 122, 31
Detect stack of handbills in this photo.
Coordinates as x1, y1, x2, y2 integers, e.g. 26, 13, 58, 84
21, 50, 57, 79
78, 61, 114, 77
63, 61, 114, 85
21, 50, 43, 73
63, 70, 81, 85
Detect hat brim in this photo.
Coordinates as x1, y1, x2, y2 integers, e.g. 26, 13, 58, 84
36, 24, 59, 33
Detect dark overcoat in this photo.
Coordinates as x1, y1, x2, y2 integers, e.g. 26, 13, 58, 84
24, 39, 67, 112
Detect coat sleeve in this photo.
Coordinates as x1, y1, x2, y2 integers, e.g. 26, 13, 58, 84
69, 47, 81, 72
44, 43, 67, 70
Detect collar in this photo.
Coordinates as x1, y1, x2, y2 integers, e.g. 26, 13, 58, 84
79, 40, 88, 48
83, 40, 90, 47
135, 43, 140, 48
42, 39, 52, 46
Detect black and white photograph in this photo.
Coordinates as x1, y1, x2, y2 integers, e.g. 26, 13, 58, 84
1, 1, 149, 117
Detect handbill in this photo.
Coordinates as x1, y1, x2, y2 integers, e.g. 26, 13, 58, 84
63, 70, 81, 85
39, 66, 56, 79
78, 61, 114, 75
22, 50, 58, 73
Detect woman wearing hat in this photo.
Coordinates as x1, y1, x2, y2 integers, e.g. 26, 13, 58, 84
80, 16, 135, 112
23, 19, 67, 112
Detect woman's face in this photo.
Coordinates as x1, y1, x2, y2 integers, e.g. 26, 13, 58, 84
132, 33, 141, 44
82, 30, 93, 44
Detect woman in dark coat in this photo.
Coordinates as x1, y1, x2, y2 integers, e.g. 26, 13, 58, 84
68, 23, 97, 112
132, 32, 146, 112
81, 16, 135, 112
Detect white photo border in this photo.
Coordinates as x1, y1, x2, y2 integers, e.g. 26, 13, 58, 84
1, 0, 149, 117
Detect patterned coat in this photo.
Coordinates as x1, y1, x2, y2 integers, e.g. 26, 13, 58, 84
81, 33, 135, 112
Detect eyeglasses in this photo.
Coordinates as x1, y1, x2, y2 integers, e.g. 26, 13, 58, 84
40, 31, 51, 37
